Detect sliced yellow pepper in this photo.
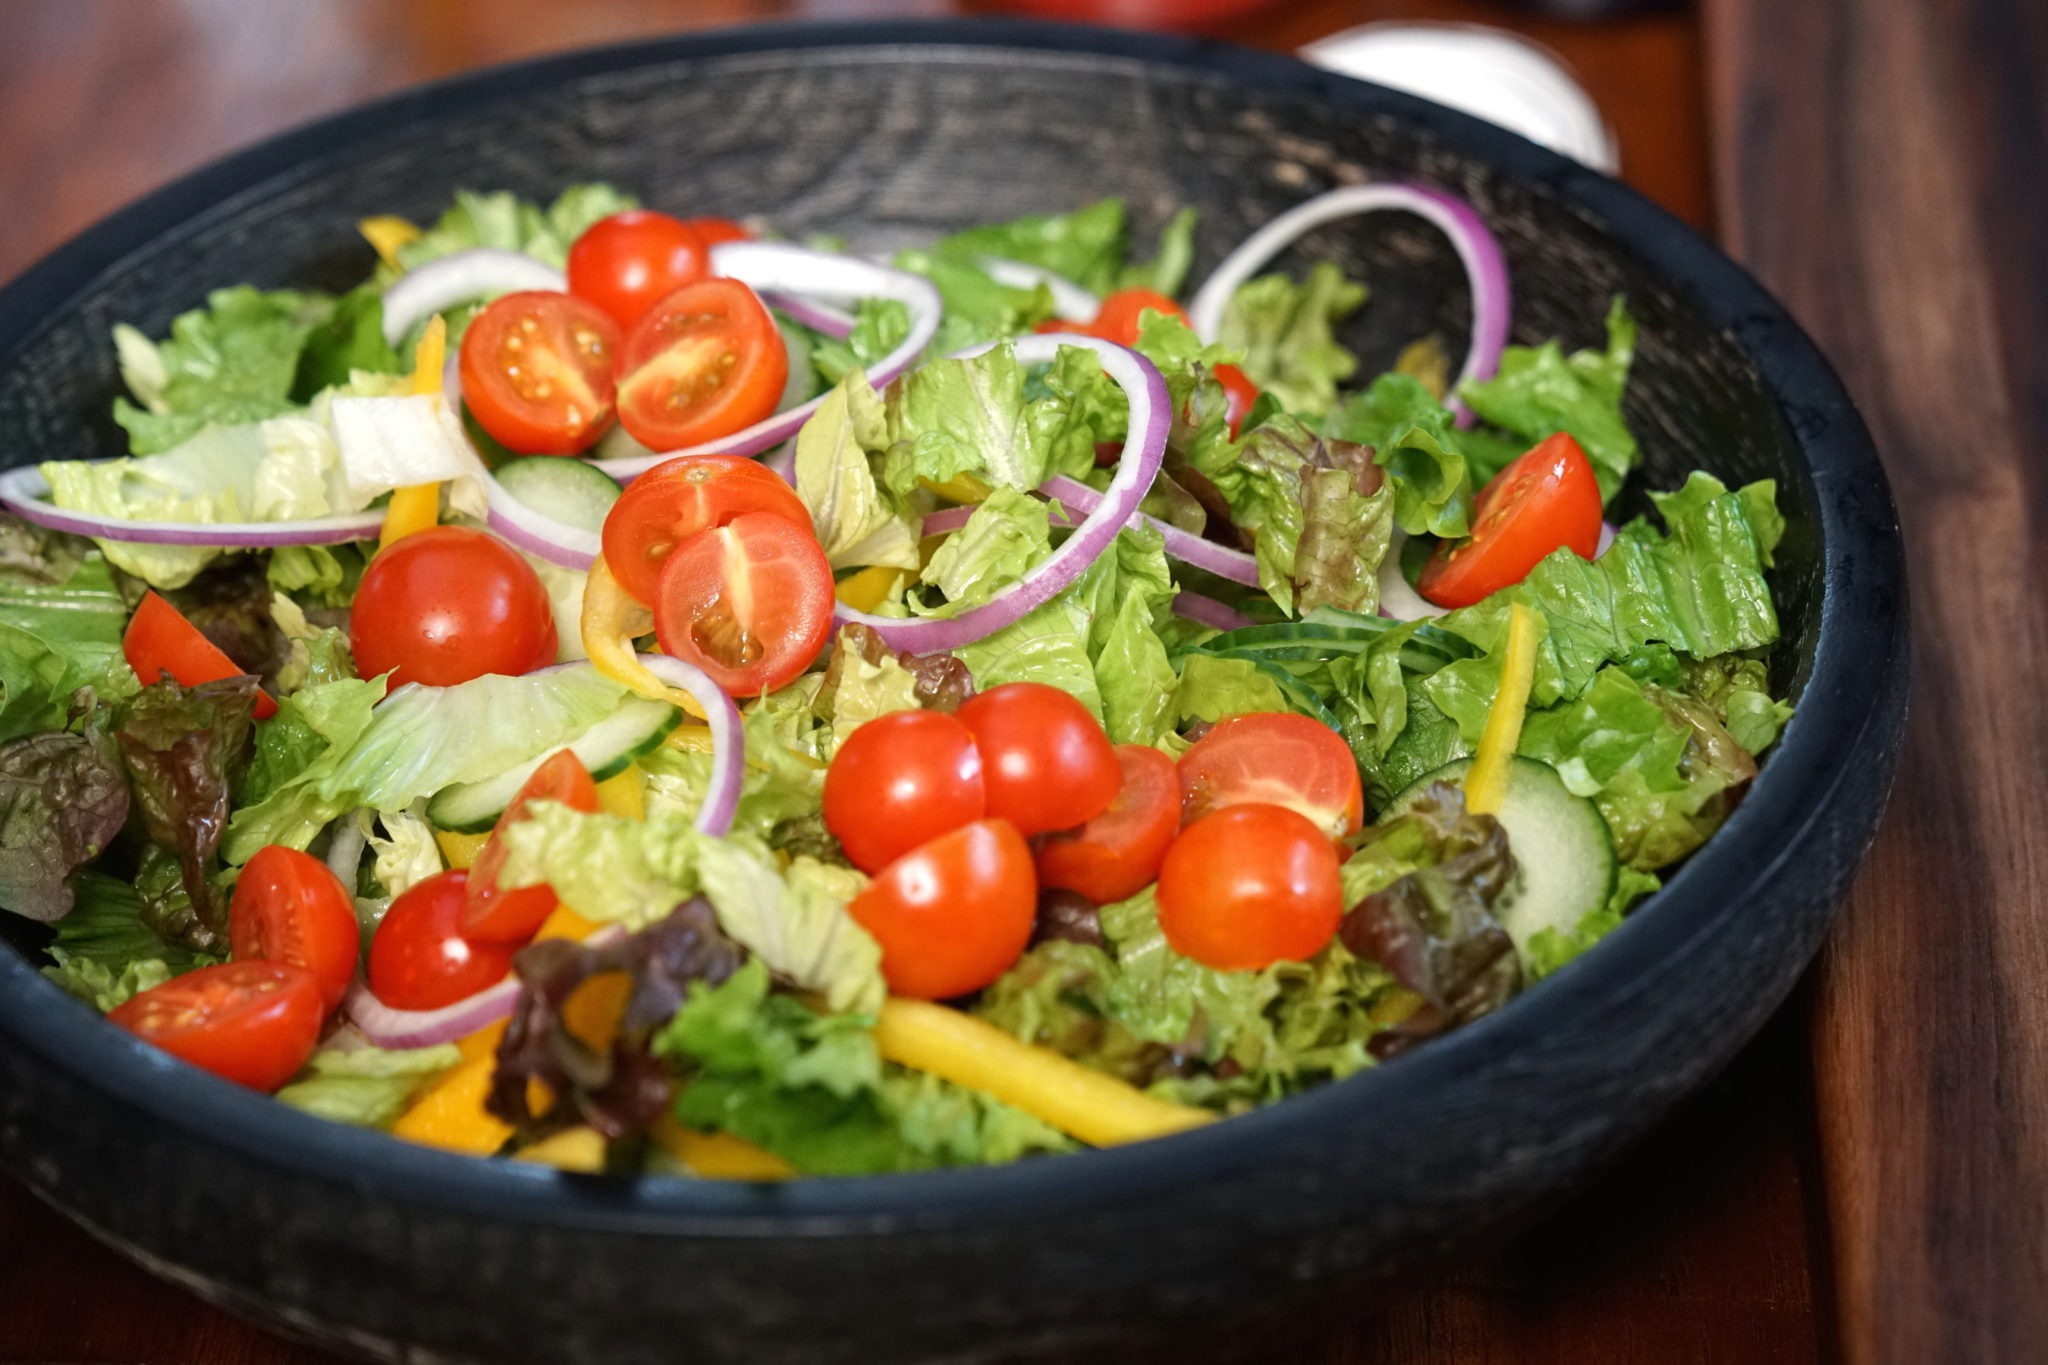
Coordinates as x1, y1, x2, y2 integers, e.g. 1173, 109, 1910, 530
594, 763, 646, 820
652, 1117, 796, 1181
390, 1055, 513, 1156
872, 998, 1214, 1148
433, 827, 491, 871
834, 564, 907, 613
918, 471, 993, 504
378, 314, 448, 551
580, 557, 707, 720
1463, 601, 1540, 817
514, 1126, 607, 1173
358, 215, 422, 270
664, 721, 716, 755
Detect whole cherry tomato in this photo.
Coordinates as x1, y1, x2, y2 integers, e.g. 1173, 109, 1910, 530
1156, 804, 1344, 971
367, 870, 519, 1011
955, 682, 1120, 836
350, 526, 556, 688
566, 210, 711, 330
849, 819, 1036, 999
823, 710, 987, 875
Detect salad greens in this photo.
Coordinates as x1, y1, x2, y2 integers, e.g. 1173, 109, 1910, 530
0, 181, 1797, 1180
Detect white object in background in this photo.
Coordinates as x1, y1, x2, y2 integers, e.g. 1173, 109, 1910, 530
1299, 23, 1620, 173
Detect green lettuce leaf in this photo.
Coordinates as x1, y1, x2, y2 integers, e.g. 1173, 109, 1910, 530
641, 702, 828, 841
1458, 297, 1638, 501
1169, 654, 1292, 725
792, 376, 921, 572
810, 297, 913, 387
275, 1043, 461, 1128
1522, 866, 1659, 980
915, 487, 1053, 614
40, 869, 220, 1010
0, 613, 132, 750
111, 286, 335, 456
1217, 416, 1394, 616
0, 522, 131, 669
927, 199, 1130, 297
394, 184, 639, 273
1217, 262, 1367, 418
1682, 654, 1793, 756
1322, 373, 1474, 538
893, 251, 1054, 355
291, 285, 404, 399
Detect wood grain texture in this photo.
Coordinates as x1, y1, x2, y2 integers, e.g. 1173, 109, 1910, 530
0, 3, 1828, 1363
1706, 0, 2048, 1360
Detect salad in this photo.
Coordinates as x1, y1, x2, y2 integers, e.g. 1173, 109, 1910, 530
0, 182, 1790, 1177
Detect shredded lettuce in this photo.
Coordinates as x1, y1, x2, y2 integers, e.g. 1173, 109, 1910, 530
1218, 262, 1367, 419
276, 1043, 461, 1128
111, 287, 336, 456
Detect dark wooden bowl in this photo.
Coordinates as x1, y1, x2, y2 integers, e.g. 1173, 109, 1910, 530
0, 21, 1905, 1365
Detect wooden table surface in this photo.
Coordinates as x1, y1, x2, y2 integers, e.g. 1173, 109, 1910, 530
0, 1, 2030, 1362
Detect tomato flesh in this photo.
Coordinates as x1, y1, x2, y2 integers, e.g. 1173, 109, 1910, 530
110, 960, 325, 1092
1213, 363, 1259, 438
458, 291, 621, 455
600, 453, 812, 606
955, 682, 1121, 837
1177, 712, 1365, 837
464, 749, 602, 942
652, 511, 833, 697
123, 591, 276, 718
823, 709, 987, 874
615, 278, 787, 452
1156, 804, 1344, 970
1037, 744, 1181, 905
1089, 288, 1186, 345
848, 818, 1037, 999
229, 844, 362, 1010
350, 526, 556, 688
1418, 432, 1604, 609
368, 870, 519, 1011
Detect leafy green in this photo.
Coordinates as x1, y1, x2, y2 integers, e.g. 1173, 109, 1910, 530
1322, 373, 1474, 538
275, 1043, 461, 1128
1169, 654, 1293, 725
1118, 207, 1199, 297
394, 184, 639, 273
791, 376, 920, 572
40, 869, 220, 1010
291, 285, 403, 399
641, 702, 828, 841
1213, 416, 1393, 616
111, 286, 334, 455
1459, 297, 1638, 500
1683, 654, 1793, 756
0, 605, 132, 749
1217, 262, 1367, 418
0, 523, 131, 667
926, 198, 1131, 297
893, 251, 1053, 355
916, 487, 1053, 614
1522, 866, 1659, 980
882, 345, 1060, 495
809, 297, 912, 387
0, 731, 130, 923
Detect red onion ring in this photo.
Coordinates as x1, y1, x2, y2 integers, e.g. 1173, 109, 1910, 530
0, 465, 384, 546
1186, 183, 1510, 424
592, 243, 941, 481
481, 473, 599, 571
762, 290, 855, 340
344, 974, 527, 1051
634, 653, 744, 838
976, 255, 1101, 321
1171, 591, 1256, 632
830, 335, 1167, 653
379, 248, 567, 346
1039, 475, 1260, 587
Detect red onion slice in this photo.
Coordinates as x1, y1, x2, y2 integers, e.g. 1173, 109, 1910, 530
830, 334, 1167, 653
762, 290, 855, 340
481, 472, 599, 571
1186, 183, 1510, 424
1171, 591, 1256, 632
634, 653, 744, 838
0, 465, 384, 547
379, 248, 568, 346
977, 255, 1101, 321
1040, 475, 1261, 587
592, 243, 941, 481
344, 974, 525, 1051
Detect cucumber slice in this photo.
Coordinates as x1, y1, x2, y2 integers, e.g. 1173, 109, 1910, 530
425, 694, 681, 833
494, 456, 622, 535
1388, 755, 1617, 963
774, 317, 821, 413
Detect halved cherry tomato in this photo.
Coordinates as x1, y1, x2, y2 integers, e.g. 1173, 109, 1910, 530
229, 845, 361, 1010
848, 819, 1037, 999
615, 278, 788, 452
463, 749, 602, 942
684, 216, 750, 248
458, 291, 621, 455
955, 682, 1121, 836
1213, 362, 1259, 439
1177, 712, 1364, 837
1418, 432, 1603, 609
1156, 804, 1344, 970
350, 525, 556, 688
1036, 744, 1180, 905
110, 960, 324, 1091
368, 870, 519, 1011
600, 453, 812, 606
566, 210, 710, 330
123, 592, 276, 718
652, 511, 834, 697
1088, 288, 1186, 345
823, 710, 986, 874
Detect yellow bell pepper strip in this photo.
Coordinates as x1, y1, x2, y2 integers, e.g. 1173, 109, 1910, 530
652, 1117, 796, 1181
457, 1020, 507, 1064
834, 564, 907, 613
1463, 601, 1540, 817
872, 998, 1214, 1147
918, 471, 993, 504
358, 215, 421, 270
433, 827, 491, 872
390, 1054, 513, 1155
579, 556, 708, 720
378, 314, 449, 551
594, 763, 646, 820
514, 1126, 608, 1173
664, 721, 716, 755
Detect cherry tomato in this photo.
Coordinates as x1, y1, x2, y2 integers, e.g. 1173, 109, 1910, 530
463, 749, 603, 942
1036, 744, 1180, 905
566, 210, 710, 330
110, 960, 324, 1092
350, 526, 556, 688
823, 710, 986, 874
1088, 288, 1186, 345
1156, 804, 1344, 970
652, 511, 833, 697
600, 453, 812, 606
684, 216, 750, 248
615, 278, 788, 452
954, 683, 1121, 836
123, 591, 276, 718
1418, 432, 1603, 609
229, 845, 361, 1010
1033, 317, 1098, 337
1213, 362, 1259, 438
368, 870, 518, 1011
458, 291, 621, 455
1178, 712, 1364, 837
848, 819, 1036, 999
